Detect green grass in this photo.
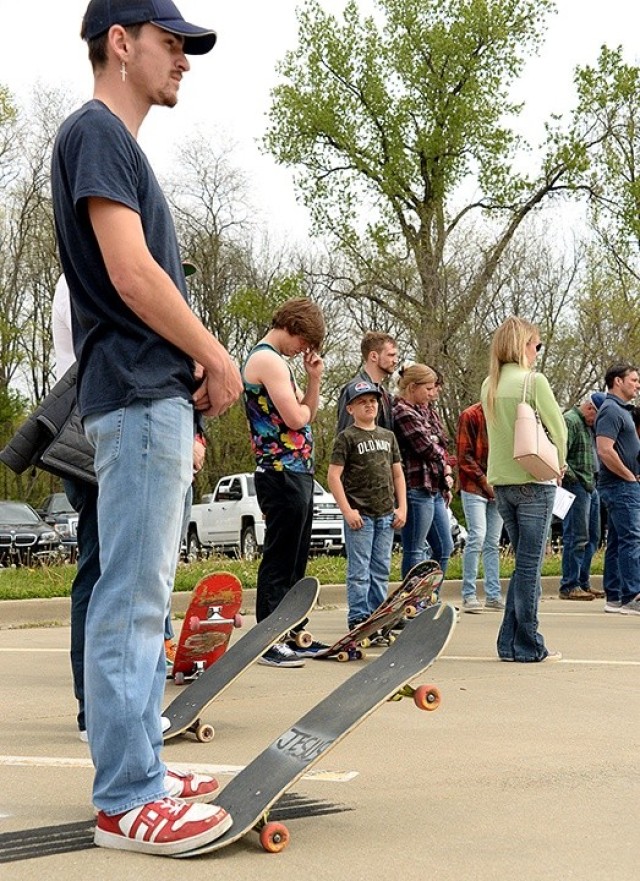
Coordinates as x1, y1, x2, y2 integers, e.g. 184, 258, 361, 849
0, 547, 604, 601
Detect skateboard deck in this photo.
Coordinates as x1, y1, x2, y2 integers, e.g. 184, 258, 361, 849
175, 602, 456, 857
315, 563, 444, 660
164, 576, 320, 742
172, 572, 243, 685
387, 558, 442, 606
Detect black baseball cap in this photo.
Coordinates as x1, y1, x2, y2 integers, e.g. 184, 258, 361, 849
81, 0, 217, 55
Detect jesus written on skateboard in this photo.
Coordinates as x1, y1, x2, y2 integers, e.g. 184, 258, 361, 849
242, 298, 330, 667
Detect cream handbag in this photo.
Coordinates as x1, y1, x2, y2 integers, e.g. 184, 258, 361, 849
513, 372, 561, 480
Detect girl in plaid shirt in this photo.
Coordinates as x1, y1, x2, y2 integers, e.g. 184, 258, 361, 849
393, 364, 454, 579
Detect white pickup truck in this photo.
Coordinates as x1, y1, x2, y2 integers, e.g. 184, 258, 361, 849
186, 472, 344, 561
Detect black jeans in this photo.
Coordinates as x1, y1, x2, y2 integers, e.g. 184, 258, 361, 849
63, 477, 100, 731
254, 469, 314, 623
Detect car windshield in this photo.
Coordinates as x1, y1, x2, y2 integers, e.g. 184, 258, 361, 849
0, 502, 41, 524
49, 494, 73, 513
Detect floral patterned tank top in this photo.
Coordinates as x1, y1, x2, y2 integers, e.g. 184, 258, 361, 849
242, 342, 314, 473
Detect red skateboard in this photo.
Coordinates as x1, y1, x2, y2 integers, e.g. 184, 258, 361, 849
172, 571, 243, 685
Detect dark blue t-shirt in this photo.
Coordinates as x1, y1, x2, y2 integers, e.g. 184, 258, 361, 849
595, 393, 640, 486
51, 100, 194, 418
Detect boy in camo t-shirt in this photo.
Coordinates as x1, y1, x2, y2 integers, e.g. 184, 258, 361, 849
328, 380, 407, 630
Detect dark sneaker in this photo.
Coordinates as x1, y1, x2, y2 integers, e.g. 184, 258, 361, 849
164, 769, 220, 804
484, 598, 505, 611
288, 639, 330, 659
94, 798, 232, 855
559, 588, 594, 601
348, 617, 368, 631
462, 597, 483, 613
258, 643, 305, 668
369, 630, 392, 647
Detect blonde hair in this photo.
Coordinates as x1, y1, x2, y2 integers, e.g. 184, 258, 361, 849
485, 316, 538, 420
397, 363, 437, 395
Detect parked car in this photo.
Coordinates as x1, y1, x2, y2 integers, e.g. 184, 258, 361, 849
37, 492, 79, 559
186, 472, 344, 561
0, 500, 63, 566
310, 479, 345, 554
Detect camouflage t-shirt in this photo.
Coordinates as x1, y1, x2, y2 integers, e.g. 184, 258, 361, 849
331, 425, 401, 517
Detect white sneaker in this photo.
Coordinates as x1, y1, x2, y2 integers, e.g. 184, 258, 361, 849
462, 597, 483, 614
620, 598, 640, 616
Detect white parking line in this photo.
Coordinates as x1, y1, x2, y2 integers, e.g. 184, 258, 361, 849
0, 755, 358, 782
443, 655, 640, 665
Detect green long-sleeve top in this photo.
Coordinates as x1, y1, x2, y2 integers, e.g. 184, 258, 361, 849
480, 364, 567, 487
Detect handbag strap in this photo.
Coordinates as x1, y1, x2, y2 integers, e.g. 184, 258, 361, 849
521, 371, 537, 409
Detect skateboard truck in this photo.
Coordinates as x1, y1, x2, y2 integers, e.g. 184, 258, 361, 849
189, 606, 243, 632
387, 683, 441, 710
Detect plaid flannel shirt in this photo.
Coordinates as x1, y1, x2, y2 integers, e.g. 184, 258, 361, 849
455, 402, 493, 499
392, 398, 449, 491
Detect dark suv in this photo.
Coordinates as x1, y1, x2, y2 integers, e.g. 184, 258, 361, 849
0, 500, 63, 566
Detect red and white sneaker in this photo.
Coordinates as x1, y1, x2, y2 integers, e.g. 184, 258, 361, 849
164, 768, 220, 804
94, 797, 232, 855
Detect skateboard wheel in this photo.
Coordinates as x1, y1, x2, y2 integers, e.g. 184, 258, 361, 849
196, 723, 215, 743
293, 630, 312, 649
174, 671, 186, 686
404, 605, 418, 618
260, 821, 290, 853
355, 649, 366, 660
413, 684, 441, 711
360, 638, 371, 649
234, 613, 243, 628
188, 615, 201, 632
336, 651, 350, 663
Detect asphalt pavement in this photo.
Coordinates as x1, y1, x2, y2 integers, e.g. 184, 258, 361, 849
0, 578, 638, 880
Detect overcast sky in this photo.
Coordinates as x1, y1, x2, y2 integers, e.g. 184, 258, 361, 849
1, 0, 639, 246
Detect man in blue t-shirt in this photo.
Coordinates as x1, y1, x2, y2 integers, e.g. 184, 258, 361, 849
595, 363, 640, 616
51, 0, 242, 857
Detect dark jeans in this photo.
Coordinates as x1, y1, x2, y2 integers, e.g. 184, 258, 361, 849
254, 469, 314, 623
63, 477, 100, 732
598, 480, 640, 604
495, 483, 555, 662
560, 484, 599, 592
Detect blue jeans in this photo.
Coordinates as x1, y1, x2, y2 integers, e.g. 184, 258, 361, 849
598, 481, 640, 604
495, 484, 555, 662
460, 490, 503, 601
63, 477, 100, 733
84, 398, 193, 814
401, 488, 436, 579
560, 484, 599, 592
426, 493, 454, 578
344, 513, 395, 626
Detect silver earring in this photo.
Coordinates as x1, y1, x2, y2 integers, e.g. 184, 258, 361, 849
120, 61, 127, 82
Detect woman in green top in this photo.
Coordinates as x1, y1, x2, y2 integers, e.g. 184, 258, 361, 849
481, 316, 567, 663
